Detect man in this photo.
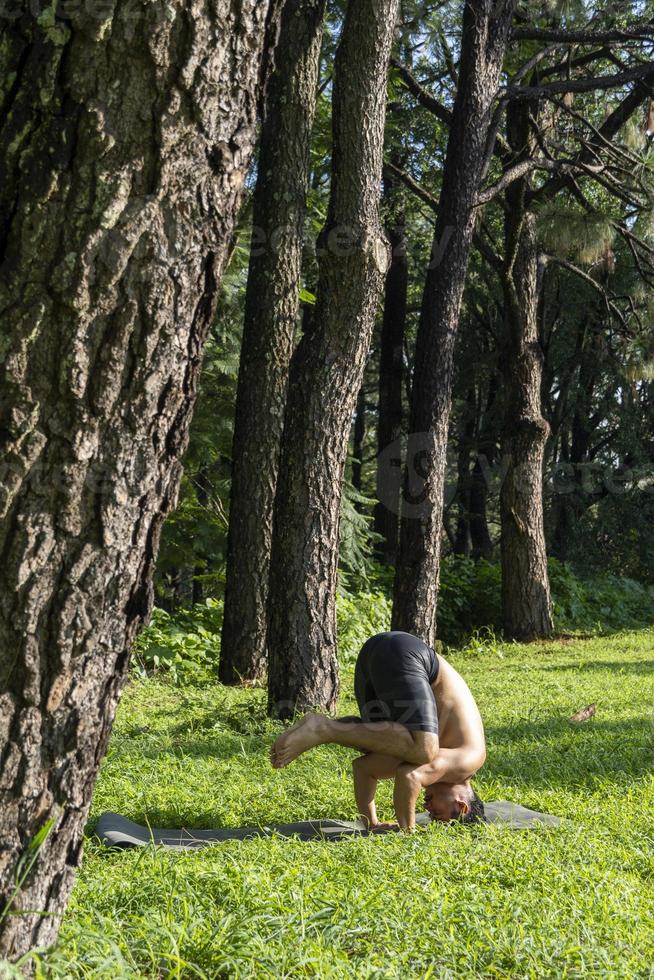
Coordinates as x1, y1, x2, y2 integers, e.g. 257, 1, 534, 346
270, 630, 486, 830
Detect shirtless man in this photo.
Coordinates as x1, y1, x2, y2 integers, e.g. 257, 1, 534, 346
270, 631, 486, 830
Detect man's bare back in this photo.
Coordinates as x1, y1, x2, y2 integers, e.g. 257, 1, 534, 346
430, 653, 486, 759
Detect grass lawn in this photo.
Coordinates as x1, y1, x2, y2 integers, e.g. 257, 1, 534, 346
37, 630, 654, 978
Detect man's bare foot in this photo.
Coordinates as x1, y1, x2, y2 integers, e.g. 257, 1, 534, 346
269, 714, 306, 767
270, 713, 327, 769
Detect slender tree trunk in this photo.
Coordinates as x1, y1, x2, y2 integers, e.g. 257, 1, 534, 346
374, 201, 408, 565
453, 387, 477, 556
192, 466, 211, 605
220, 0, 326, 685
549, 324, 599, 561
467, 371, 498, 558
469, 455, 495, 557
352, 386, 367, 495
499, 99, 554, 640
392, 0, 517, 642
267, 0, 400, 719
0, 0, 278, 961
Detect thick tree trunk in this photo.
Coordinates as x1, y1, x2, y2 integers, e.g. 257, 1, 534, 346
392, 0, 516, 643
499, 99, 554, 640
267, 0, 400, 719
374, 205, 408, 565
0, 0, 277, 961
220, 0, 326, 686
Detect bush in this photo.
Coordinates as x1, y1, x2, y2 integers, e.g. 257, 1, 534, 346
437, 557, 502, 644
549, 558, 654, 632
336, 590, 392, 663
436, 555, 654, 641
132, 600, 223, 684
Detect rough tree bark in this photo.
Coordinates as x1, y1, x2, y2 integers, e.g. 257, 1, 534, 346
392, 0, 517, 643
499, 98, 554, 640
374, 187, 408, 566
0, 0, 279, 961
266, 0, 400, 719
220, 0, 326, 686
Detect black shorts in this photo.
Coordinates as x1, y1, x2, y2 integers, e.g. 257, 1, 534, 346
354, 631, 439, 734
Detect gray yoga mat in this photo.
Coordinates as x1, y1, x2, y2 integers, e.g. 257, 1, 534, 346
95, 802, 562, 850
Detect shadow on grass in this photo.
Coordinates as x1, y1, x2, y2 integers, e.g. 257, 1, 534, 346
110, 734, 270, 765
540, 659, 654, 674
485, 716, 654, 789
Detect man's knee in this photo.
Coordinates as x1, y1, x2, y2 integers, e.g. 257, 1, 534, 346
409, 732, 439, 765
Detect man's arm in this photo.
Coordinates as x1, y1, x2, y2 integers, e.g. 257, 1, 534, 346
351, 754, 402, 828
400, 746, 484, 788
392, 746, 486, 829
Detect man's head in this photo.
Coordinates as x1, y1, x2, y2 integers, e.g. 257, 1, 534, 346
424, 781, 485, 825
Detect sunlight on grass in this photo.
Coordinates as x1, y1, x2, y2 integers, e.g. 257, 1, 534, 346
37, 630, 654, 978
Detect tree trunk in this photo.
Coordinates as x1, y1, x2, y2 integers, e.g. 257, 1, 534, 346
468, 372, 497, 559
352, 386, 367, 495
392, 0, 517, 643
549, 322, 601, 561
192, 466, 211, 605
499, 99, 554, 640
220, 0, 326, 686
0, 0, 277, 961
453, 387, 477, 557
374, 201, 408, 565
469, 455, 495, 558
267, 0, 400, 719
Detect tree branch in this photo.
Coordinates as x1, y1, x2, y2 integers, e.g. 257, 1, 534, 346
476, 156, 605, 205
384, 161, 439, 212
507, 64, 654, 100
511, 26, 654, 44
527, 72, 654, 205
390, 59, 452, 125
546, 256, 631, 334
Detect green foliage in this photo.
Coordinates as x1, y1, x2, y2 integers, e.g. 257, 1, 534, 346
338, 479, 382, 592
132, 602, 223, 685
437, 556, 503, 643
335, 590, 392, 663
132, 592, 391, 683
549, 558, 654, 633
134, 561, 654, 685
36, 632, 654, 978
538, 205, 616, 265
437, 556, 654, 642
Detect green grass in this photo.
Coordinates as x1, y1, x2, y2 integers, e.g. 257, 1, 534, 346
35, 630, 654, 978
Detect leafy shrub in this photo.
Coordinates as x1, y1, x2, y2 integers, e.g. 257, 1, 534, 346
548, 558, 654, 632
132, 600, 223, 684
336, 591, 392, 663
437, 557, 502, 643
436, 555, 654, 641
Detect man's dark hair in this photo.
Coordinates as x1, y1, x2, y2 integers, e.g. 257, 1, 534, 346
452, 787, 486, 825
